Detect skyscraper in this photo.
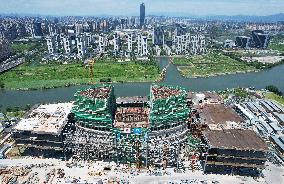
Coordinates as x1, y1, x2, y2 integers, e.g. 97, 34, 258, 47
153, 26, 164, 46
140, 3, 145, 28
32, 22, 43, 38
252, 30, 270, 49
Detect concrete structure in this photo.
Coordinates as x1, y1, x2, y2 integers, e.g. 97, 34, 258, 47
235, 36, 250, 49
75, 23, 83, 34
76, 33, 87, 57
235, 30, 270, 49
148, 85, 190, 168
61, 34, 72, 54
0, 38, 11, 61
64, 84, 190, 168
202, 129, 269, 176
31, 22, 43, 38
64, 85, 116, 160
85, 33, 92, 47
98, 34, 107, 53
224, 39, 235, 48
190, 35, 206, 55
173, 33, 206, 55
252, 30, 270, 49
13, 103, 73, 155
137, 33, 148, 56
127, 33, 134, 52
198, 104, 243, 130
46, 35, 59, 54
113, 33, 120, 55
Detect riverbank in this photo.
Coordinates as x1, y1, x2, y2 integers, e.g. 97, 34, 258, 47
176, 67, 259, 78
1, 57, 284, 111
0, 61, 160, 90
172, 51, 283, 78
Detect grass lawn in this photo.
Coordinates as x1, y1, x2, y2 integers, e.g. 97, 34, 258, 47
264, 92, 284, 107
173, 52, 256, 77
12, 42, 37, 53
6, 111, 26, 118
0, 61, 160, 90
12, 41, 46, 54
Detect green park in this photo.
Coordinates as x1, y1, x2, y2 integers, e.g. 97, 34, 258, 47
0, 61, 160, 90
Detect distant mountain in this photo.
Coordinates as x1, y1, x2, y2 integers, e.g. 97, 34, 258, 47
149, 12, 284, 23
1, 12, 284, 23
203, 13, 284, 23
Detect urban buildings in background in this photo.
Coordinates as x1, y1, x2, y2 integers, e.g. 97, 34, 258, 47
0, 38, 11, 61
234, 30, 271, 49
0, 3, 207, 62
1, 3, 283, 63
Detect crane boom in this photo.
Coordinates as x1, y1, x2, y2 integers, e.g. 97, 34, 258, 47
88, 59, 95, 83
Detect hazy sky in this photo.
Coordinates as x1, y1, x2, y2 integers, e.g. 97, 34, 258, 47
0, 0, 283, 16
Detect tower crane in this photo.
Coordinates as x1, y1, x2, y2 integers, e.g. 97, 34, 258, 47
87, 58, 96, 83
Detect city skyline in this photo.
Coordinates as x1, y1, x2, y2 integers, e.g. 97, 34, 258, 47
0, 0, 284, 17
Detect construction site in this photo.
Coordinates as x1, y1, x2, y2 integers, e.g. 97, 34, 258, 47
63, 84, 191, 168
5, 85, 281, 181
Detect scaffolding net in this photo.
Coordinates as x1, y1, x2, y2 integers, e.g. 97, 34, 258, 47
149, 84, 190, 128
72, 84, 116, 130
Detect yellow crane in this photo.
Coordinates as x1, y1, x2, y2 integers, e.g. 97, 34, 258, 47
87, 58, 96, 83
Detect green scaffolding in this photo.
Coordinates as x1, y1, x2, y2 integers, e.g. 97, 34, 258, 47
72, 84, 116, 130
187, 134, 201, 152
114, 127, 149, 165
149, 84, 190, 128
70, 84, 191, 165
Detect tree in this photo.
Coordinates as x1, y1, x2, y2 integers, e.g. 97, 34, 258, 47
265, 85, 283, 96
160, 49, 167, 56
0, 81, 5, 89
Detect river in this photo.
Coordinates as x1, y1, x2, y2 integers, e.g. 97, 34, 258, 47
0, 57, 284, 111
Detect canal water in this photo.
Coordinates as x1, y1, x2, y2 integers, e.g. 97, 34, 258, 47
1, 57, 284, 110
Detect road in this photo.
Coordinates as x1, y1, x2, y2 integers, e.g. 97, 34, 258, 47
1, 158, 283, 183
0, 57, 24, 73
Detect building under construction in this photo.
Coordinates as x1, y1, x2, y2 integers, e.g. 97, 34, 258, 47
64, 84, 190, 168
64, 84, 116, 160
148, 85, 190, 168
13, 103, 74, 157
201, 129, 268, 176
